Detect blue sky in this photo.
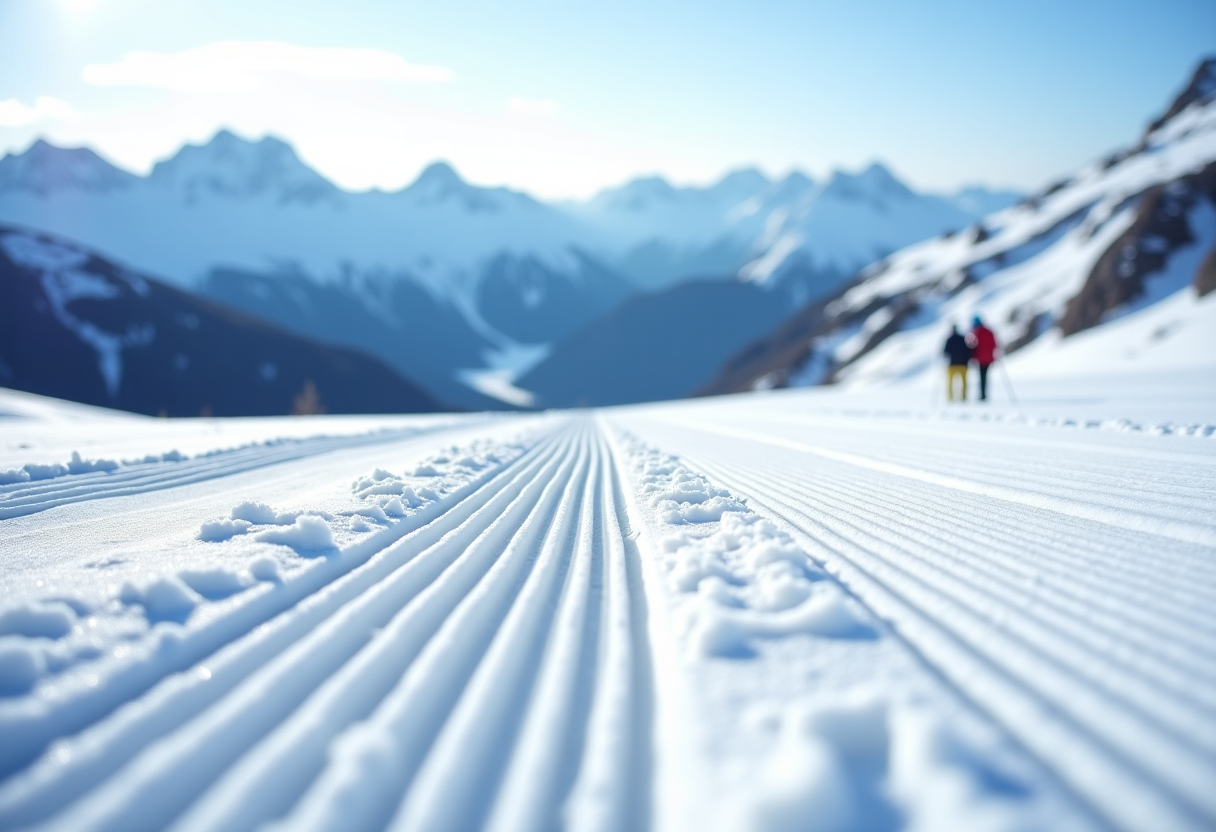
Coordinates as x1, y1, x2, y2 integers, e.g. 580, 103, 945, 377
1, 0, 1213, 199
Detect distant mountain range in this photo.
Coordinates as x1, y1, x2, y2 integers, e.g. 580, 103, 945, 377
0, 128, 1016, 409
701, 58, 1216, 397
0, 225, 442, 416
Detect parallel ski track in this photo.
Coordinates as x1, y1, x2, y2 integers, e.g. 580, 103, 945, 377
0, 424, 473, 520
2, 417, 654, 832
621, 415, 1216, 832
0, 420, 547, 787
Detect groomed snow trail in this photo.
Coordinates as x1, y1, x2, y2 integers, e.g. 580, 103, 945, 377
609, 404, 1216, 832
1, 391, 1213, 832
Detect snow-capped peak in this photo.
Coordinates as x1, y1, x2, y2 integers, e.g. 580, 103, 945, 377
399, 160, 535, 214
0, 139, 137, 196
409, 160, 465, 190
1146, 56, 1216, 138
147, 129, 338, 204
706, 167, 772, 200
402, 160, 476, 201
765, 171, 816, 202
594, 175, 681, 212
817, 162, 914, 203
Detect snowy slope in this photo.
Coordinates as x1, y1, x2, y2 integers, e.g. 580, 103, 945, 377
570, 163, 1016, 302
0, 377, 1212, 831
0, 226, 445, 416
702, 59, 1216, 397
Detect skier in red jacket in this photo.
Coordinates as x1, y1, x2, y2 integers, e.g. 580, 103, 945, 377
966, 315, 999, 401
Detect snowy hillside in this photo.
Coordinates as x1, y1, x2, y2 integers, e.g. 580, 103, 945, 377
0, 374, 1212, 831
0, 225, 443, 415
0, 132, 1009, 408
702, 59, 1216, 397
570, 163, 1017, 303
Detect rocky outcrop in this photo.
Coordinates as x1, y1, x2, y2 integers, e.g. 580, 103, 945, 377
1144, 57, 1216, 138
699, 58, 1216, 398
1060, 162, 1216, 336
1195, 243, 1216, 297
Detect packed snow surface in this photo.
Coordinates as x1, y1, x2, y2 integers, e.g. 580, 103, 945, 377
0, 378, 1213, 832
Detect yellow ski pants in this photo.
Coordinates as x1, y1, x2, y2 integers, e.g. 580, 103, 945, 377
947, 365, 968, 401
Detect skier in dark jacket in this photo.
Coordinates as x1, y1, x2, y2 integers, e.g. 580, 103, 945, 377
942, 324, 972, 401
967, 315, 999, 401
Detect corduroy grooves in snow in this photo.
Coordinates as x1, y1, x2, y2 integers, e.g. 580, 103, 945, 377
0, 375, 1214, 832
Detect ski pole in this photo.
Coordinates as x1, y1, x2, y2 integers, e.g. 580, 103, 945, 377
997, 359, 1018, 406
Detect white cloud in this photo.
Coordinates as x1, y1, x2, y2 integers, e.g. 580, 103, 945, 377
507, 97, 559, 115
82, 41, 454, 94
0, 97, 73, 127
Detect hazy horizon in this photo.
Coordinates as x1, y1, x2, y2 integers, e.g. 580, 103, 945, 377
1, 0, 1214, 199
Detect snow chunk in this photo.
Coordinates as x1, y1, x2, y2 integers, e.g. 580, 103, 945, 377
350, 504, 390, 522
0, 638, 46, 696
379, 496, 406, 517
230, 501, 295, 525
198, 518, 252, 542
248, 556, 282, 583
21, 462, 69, 481
356, 480, 405, 496
0, 468, 30, 485
0, 602, 76, 639
120, 576, 202, 623
66, 451, 118, 475
178, 567, 247, 599
256, 515, 336, 553
662, 494, 748, 524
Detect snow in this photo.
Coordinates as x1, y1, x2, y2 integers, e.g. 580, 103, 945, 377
806, 93, 1216, 397
0, 133, 1013, 397
0, 370, 1212, 831
1011, 286, 1216, 377
255, 515, 337, 553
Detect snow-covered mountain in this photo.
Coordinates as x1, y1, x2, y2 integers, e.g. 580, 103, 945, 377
0, 129, 1013, 408
569, 163, 1017, 303
0, 225, 443, 416
701, 58, 1216, 397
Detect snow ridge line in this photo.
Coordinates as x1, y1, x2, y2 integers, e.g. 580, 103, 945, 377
0, 426, 465, 519
0, 426, 557, 822
668, 445, 1216, 832
661, 417, 1216, 547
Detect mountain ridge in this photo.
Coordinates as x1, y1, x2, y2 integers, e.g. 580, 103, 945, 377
0, 128, 1018, 408
0, 224, 445, 416
698, 58, 1216, 397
